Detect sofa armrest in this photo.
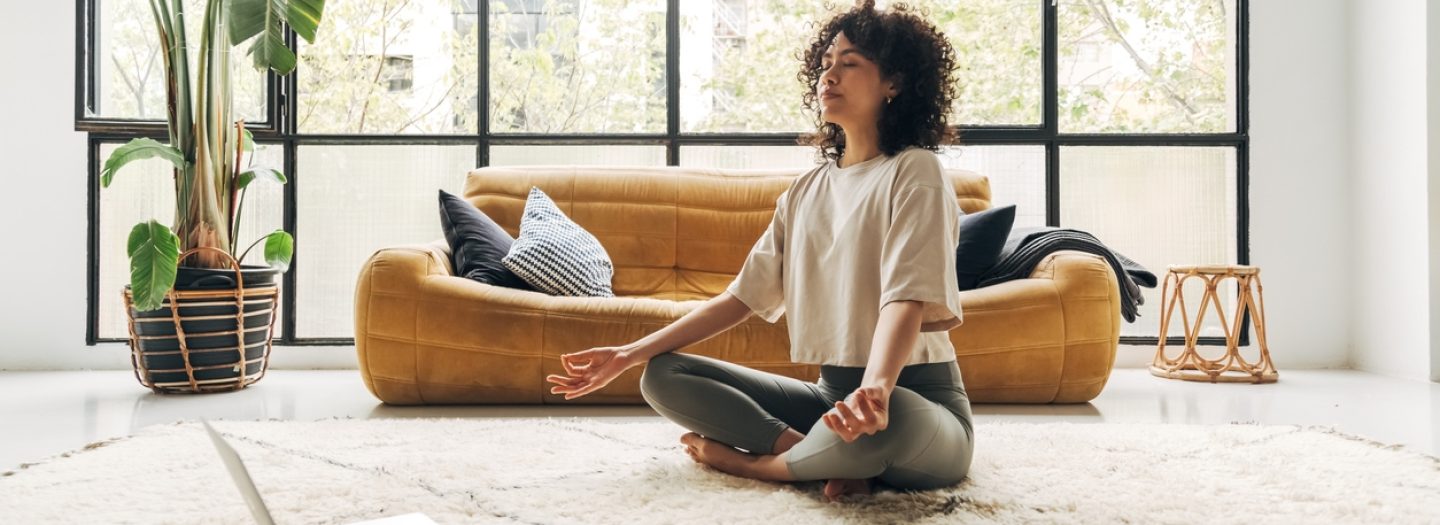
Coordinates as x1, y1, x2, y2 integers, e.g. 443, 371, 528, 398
354, 239, 456, 403
359, 238, 454, 290
1027, 249, 1122, 402
949, 249, 1120, 403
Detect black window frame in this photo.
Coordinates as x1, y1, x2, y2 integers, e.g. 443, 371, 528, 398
80, 0, 1251, 348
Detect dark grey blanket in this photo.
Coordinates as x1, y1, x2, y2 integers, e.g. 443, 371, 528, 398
974, 226, 1157, 323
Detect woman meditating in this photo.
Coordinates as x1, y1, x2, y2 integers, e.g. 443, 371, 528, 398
545, 1, 972, 502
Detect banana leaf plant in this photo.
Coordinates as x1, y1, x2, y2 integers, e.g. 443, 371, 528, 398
101, 0, 326, 312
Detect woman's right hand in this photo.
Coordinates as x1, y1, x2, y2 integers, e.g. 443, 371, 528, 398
546, 346, 636, 400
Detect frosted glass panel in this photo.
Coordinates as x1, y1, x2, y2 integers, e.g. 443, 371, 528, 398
675, 146, 1045, 226
295, 145, 476, 338
489, 145, 666, 166
678, 146, 818, 170
938, 146, 1046, 228
97, 143, 285, 340
1060, 146, 1239, 339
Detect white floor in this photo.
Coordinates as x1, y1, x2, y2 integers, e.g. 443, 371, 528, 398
1, 368, 1436, 473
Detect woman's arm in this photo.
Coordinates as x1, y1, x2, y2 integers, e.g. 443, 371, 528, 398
620, 291, 757, 364
820, 300, 924, 441
860, 300, 926, 401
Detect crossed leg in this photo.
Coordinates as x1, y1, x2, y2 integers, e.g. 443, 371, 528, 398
637, 353, 878, 500
679, 427, 875, 501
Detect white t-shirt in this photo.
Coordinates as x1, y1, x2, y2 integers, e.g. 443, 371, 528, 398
725, 147, 965, 367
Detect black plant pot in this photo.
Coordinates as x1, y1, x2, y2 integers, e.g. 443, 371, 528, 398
124, 257, 282, 394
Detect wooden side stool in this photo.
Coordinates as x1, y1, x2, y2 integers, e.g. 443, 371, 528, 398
1150, 264, 1278, 383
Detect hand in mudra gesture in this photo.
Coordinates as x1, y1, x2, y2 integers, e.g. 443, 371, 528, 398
822, 385, 889, 442
545, 346, 634, 400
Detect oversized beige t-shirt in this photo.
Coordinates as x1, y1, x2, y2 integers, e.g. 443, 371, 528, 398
725, 147, 965, 367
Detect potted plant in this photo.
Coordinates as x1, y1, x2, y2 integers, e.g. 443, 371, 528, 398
102, 0, 327, 393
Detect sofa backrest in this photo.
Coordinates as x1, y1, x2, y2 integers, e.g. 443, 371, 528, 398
463, 165, 993, 299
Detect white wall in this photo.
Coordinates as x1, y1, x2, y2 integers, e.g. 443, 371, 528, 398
1430, 0, 1440, 382
0, 1, 1360, 372
1348, 0, 1433, 381
1219, 0, 1353, 371
0, 0, 111, 370
0, 1, 355, 370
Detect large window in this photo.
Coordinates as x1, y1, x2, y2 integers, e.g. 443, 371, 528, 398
80, 0, 1250, 347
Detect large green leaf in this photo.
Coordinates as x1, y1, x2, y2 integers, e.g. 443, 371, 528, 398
126, 220, 181, 312
236, 167, 287, 190
101, 138, 186, 188
283, 0, 326, 43
230, 0, 327, 75
263, 230, 294, 273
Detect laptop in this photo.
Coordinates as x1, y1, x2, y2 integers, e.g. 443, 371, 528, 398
201, 419, 437, 525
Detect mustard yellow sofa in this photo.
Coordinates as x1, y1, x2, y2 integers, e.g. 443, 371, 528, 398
354, 165, 1120, 405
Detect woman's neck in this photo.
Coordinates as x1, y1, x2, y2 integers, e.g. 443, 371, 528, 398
838, 123, 883, 168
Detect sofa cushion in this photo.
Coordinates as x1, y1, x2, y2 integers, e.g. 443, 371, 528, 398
955, 204, 1017, 290
502, 186, 616, 297
438, 189, 536, 291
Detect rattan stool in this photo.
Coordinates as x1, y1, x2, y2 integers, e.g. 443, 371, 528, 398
1150, 264, 1277, 383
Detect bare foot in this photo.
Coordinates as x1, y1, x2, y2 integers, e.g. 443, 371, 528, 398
772, 427, 805, 455
680, 432, 753, 475
823, 477, 876, 502
681, 433, 704, 463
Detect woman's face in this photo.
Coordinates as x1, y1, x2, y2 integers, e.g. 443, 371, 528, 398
816, 32, 897, 129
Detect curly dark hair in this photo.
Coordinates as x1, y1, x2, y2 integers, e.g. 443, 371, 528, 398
797, 1, 960, 162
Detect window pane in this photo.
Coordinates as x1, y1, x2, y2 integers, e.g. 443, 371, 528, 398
489, 145, 666, 166
678, 145, 817, 169
938, 145, 1046, 228
678, 2, 842, 132
916, 0, 1042, 126
1060, 146, 1238, 340
298, 1, 478, 134
679, 1, 1041, 131
98, 142, 285, 340
295, 145, 476, 338
92, 0, 266, 121
1059, 0, 1238, 133
490, 0, 667, 133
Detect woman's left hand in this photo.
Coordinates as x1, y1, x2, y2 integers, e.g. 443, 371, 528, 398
822, 385, 890, 442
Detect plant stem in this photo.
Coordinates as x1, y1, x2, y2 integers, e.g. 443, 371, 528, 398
231, 120, 244, 254
237, 234, 266, 266
232, 186, 248, 258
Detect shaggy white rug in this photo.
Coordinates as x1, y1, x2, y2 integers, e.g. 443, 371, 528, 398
1, 418, 1437, 524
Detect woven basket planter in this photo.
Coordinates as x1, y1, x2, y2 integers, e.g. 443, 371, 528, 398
122, 246, 281, 394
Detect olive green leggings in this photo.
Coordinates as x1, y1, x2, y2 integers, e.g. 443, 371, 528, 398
639, 351, 974, 490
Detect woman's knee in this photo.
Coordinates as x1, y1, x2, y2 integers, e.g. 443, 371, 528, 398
873, 437, 971, 490
876, 394, 973, 490
784, 419, 904, 481
638, 351, 687, 402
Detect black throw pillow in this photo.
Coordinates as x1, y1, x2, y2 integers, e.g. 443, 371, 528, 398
955, 204, 1017, 291
438, 189, 535, 291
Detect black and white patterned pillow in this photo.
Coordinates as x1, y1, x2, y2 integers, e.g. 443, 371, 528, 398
501, 186, 616, 297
